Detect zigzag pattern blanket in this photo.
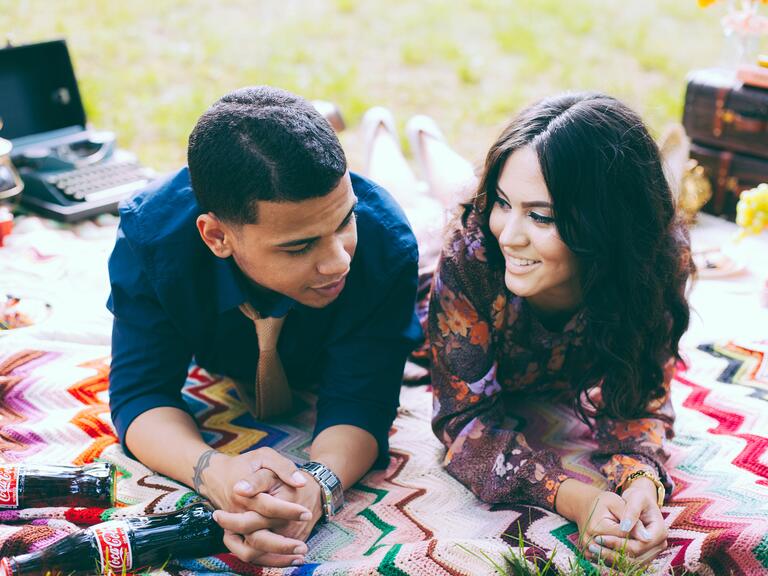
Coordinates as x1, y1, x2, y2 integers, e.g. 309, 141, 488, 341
0, 339, 767, 575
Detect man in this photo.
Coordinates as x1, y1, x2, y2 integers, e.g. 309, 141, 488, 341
107, 87, 420, 567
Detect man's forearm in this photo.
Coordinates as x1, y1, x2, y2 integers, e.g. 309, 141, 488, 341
125, 406, 221, 495
309, 425, 378, 490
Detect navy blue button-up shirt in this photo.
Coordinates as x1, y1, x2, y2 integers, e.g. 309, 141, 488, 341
107, 168, 421, 468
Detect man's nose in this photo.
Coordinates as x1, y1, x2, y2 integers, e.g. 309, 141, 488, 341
317, 236, 351, 277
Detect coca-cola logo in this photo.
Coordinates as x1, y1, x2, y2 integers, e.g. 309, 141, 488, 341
0, 465, 19, 508
94, 522, 132, 574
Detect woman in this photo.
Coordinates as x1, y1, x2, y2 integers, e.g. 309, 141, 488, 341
430, 92, 693, 566
363, 93, 693, 565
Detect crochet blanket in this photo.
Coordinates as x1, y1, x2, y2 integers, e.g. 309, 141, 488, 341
0, 339, 767, 576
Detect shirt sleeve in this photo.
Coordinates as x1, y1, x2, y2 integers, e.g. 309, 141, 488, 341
591, 359, 676, 498
429, 234, 570, 511
314, 258, 421, 469
107, 225, 194, 452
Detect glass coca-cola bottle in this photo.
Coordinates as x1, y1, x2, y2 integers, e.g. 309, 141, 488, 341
0, 501, 224, 576
0, 462, 116, 509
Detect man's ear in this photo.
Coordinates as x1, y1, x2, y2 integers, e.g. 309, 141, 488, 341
196, 213, 233, 258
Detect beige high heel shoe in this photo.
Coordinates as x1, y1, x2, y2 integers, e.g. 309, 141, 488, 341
360, 106, 399, 177
311, 100, 346, 133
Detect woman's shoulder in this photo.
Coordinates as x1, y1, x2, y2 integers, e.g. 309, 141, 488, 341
442, 204, 493, 263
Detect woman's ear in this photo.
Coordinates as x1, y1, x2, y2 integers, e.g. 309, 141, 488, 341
196, 213, 233, 258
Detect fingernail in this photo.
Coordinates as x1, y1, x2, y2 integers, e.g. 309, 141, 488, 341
291, 557, 305, 566
234, 480, 252, 492
292, 471, 307, 485
300, 511, 312, 521
640, 527, 651, 541
588, 544, 601, 555
620, 519, 632, 532
212, 511, 220, 522
594, 536, 604, 545
293, 544, 308, 555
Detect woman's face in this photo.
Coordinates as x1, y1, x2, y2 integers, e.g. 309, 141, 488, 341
489, 146, 581, 314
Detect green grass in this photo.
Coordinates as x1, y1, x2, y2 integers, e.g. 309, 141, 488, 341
0, 0, 754, 173
462, 500, 691, 576
461, 522, 680, 576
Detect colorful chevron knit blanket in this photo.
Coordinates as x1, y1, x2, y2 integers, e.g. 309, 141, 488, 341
0, 339, 767, 575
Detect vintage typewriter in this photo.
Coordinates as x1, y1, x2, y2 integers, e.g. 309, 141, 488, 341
0, 39, 155, 222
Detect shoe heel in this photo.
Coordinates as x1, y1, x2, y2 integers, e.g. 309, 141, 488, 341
312, 100, 346, 133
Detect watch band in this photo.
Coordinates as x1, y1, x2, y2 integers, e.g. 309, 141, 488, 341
299, 461, 344, 519
617, 469, 666, 507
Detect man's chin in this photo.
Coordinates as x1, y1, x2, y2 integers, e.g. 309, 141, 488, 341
296, 292, 341, 309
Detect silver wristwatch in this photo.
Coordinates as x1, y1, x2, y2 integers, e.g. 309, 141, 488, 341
299, 461, 344, 520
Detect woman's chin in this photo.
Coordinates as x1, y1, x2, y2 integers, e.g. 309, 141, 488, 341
504, 274, 536, 297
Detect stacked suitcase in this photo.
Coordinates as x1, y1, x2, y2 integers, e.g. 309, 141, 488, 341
682, 68, 768, 220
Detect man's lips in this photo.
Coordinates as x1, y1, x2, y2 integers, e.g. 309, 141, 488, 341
312, 275, 347, 290
310, 275, 348, 297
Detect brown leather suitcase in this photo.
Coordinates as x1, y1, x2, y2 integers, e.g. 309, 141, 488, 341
689, 141, 768, 219
683, 68, 768, 160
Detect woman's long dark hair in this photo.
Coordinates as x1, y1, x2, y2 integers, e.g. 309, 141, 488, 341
471, 92, 694, 422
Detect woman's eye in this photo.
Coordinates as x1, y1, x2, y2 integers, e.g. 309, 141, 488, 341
530, 211, 555, 224
494, 196, 511, 210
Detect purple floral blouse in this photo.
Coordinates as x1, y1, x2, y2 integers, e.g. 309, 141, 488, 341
428, 209, 675, 511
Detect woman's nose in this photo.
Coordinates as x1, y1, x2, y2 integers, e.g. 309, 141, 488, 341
499, 214, 528, 248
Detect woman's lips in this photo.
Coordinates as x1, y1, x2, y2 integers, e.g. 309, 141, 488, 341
504, 255, 541, 274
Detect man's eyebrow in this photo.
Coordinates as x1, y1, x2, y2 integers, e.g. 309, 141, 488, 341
276, 236, 320, 248
275, 200, 358, 248
495, 186, 551, 209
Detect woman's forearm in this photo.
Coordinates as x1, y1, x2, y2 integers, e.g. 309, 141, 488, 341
554, 478, 603, 522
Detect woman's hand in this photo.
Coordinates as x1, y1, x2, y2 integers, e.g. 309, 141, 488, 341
555, 480, 630, 554
589, 477, 668, 566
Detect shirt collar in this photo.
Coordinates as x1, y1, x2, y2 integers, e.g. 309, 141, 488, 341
213, 256, 295, 318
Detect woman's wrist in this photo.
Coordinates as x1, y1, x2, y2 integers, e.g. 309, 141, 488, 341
554, 478, 602, 521
619, 476, 658, 503
617, 469, 666, 507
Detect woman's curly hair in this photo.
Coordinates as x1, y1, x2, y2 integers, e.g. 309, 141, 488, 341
470, 92, 694, 422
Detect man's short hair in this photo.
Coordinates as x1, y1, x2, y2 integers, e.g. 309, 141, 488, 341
187, 86, 347, 224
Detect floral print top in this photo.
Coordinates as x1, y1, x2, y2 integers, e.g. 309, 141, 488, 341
428, 209, 675, 512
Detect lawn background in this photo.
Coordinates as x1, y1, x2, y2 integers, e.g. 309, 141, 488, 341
0, 0, 752, 175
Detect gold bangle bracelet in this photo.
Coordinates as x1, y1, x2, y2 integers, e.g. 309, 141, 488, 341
617, 469, 666, 507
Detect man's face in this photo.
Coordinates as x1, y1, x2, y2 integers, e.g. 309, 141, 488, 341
200, 173, 358, 308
